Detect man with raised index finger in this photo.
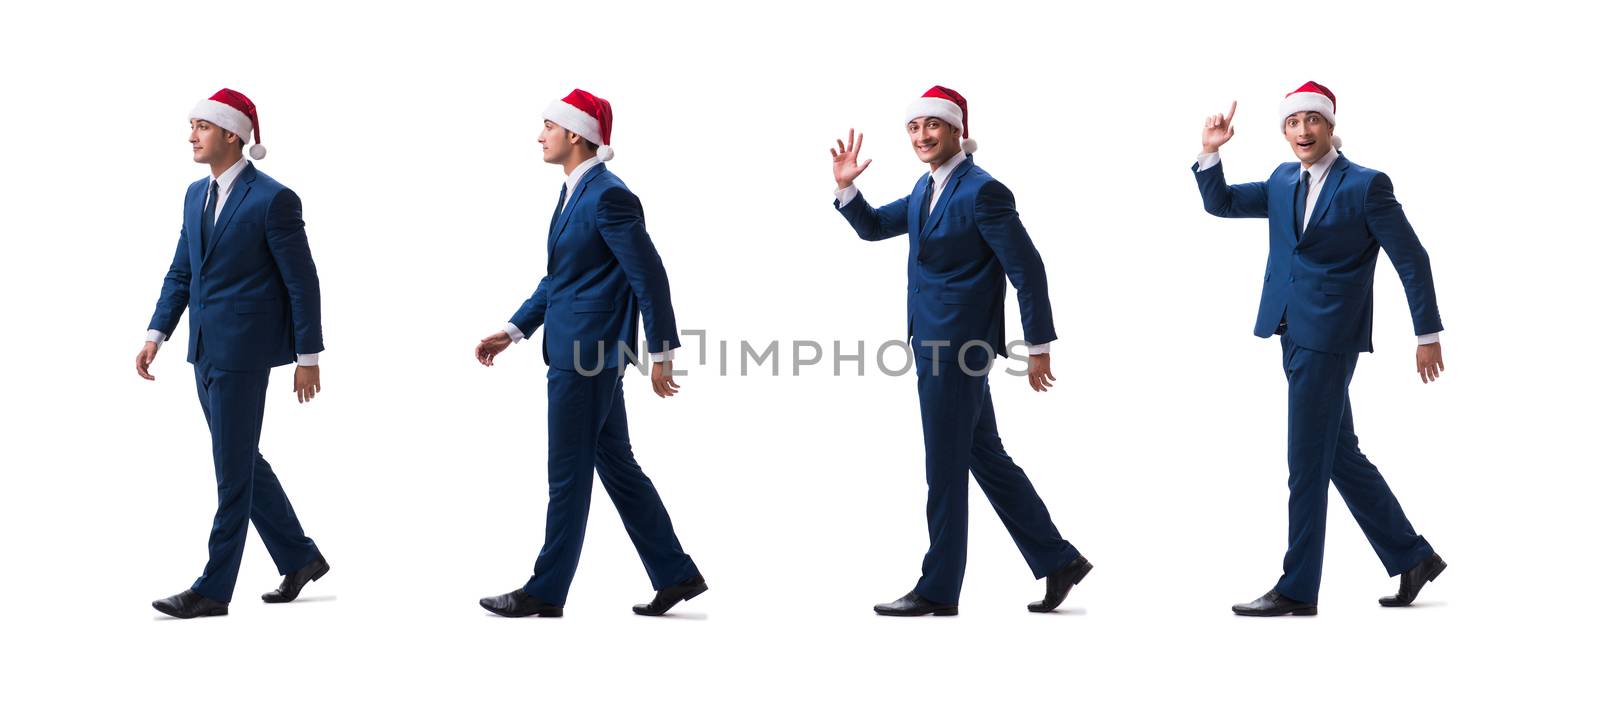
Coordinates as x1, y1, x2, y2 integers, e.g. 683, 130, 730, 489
1192, 82, 1448, 617
831, 86, 1091, 617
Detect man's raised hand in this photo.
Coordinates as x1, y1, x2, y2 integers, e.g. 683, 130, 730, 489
831, 128, 873, 189
1201, 101, 1237, 153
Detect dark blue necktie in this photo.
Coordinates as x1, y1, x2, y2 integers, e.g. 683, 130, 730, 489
921, 175, 936, 216
200, 179, 219, 252
1293, 169, 1309, 241
547, 183, 568, 252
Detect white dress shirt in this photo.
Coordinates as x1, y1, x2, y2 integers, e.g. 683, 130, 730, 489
145, 158, 321, 366
1195, 149, 1441, 345
836, 150, 1050, 355
504, 155, 674, 363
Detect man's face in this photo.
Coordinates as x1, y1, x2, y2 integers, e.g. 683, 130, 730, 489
537, 120, 577, 164
189, 119, 239, 165
907, 116, 962, 165
1283, 111, 1334, 164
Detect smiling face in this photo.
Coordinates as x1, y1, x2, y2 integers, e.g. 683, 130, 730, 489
189, 119, 241, 165
1283, 111, 1334, 165
906, 116, 963, 166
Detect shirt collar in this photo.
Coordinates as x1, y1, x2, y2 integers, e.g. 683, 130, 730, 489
1304, 146, 1340, 184
212, 156, 249, 193
929, 149, 968, 189
565, 155, 603, 196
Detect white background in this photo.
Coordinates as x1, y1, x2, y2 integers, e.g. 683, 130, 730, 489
2, 0, 1594, 702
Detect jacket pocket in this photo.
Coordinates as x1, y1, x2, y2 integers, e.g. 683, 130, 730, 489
571, 297, 615, 313
1318, 281, 1359, 296
233, 298, 281, 314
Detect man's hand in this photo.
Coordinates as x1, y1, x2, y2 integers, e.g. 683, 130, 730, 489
1201, 100, 1237, 153
135, 341, 159, 381
293, 365, 321, 403
1027, 353, 1056, 392
477, 331, 513, 367
651, 360, 681, 398
831, 128, 873, 190
1417, 342, 1444, 384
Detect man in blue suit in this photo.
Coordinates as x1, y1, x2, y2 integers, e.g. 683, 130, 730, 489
137, 89, 330, 619
831, 86, 1091, 616
1193, 82, 1448, 616
474, 89, 705, 618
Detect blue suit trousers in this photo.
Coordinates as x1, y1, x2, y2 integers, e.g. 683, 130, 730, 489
913, 354, 1080, 604
1275, 332, 1435, 603
523, 367, 699, 604
190, 350, 320, 602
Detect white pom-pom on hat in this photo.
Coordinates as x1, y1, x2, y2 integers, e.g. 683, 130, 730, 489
597, 145, 614, 161
961, 138, 978, 153
249, 144, 267, 159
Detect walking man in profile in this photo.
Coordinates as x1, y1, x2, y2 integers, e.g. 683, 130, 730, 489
139, 88, 330, 619
474, 88, 706, 618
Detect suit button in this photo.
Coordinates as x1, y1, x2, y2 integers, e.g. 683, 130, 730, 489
913, 288, 921, 293
1288, 276, 1296, 283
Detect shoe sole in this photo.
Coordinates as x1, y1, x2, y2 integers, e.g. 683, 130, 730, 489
1232, 606, 1318, 617
483, 604, 564, 618
153, 604, 229, 619
873, 607, 959, 617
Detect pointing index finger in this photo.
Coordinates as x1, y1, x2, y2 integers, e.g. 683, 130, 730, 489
1225, 100, 1237, 123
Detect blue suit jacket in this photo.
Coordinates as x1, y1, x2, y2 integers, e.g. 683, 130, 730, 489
1194, 154, 1442, 353
148, 163, 324, 371
510, 164, 680, 372
836, 156, 1056, 365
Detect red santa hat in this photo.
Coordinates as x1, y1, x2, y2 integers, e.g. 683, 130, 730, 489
543, 89, 614, 161
190, 88, 267, 159
905, 85, 978, 153
1279, 80, 1341, 149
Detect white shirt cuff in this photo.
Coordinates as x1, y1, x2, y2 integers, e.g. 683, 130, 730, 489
1417, 332, 1441, 345
650, 348, 676, 363
145, 329, 166, 349
1027, 343, 1050, 356
834, 184, 859, 206
297, 353, 319, 366
504, 322, 525, 343
1196, 151, 1221, 171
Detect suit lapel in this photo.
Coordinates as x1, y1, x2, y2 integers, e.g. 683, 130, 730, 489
923, 156, 973, 237
1279, 167, 1300, 240
550, 164, 604, 255
203, 163, 255, 264
186, 180, 205, 267
1306, 155, 1348, 233
909, 176, 927, 240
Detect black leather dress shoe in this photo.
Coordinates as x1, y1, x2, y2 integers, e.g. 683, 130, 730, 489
479, 589, 563, 618
1029, 555, 1093, 613
262, 554, 330, 604
1232, 590, 1317, 617
633, 574, 708, 616
1380, 552, 1447, 607
153, 589, 229, 619
874, 591, 958, 617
